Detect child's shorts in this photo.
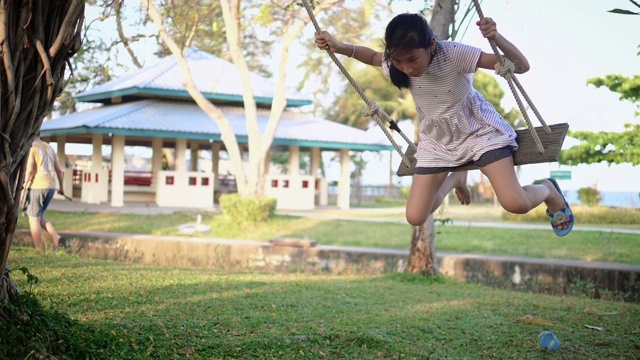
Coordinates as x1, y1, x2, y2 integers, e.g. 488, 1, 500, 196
414, 146, 513, 175
26, 189, 56, 218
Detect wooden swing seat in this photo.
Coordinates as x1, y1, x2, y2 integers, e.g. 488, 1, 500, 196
396, 123, 569, 176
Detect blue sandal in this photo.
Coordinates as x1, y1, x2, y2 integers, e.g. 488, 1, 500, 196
546, 178, 574, 237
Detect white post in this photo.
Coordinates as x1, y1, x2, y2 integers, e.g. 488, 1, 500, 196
57, 135, 67, 167
151, 138, 163, 187
190, 141, 199, 171
175, 138, 187, 173
56, 136, 73, 198
92, 134, 103, 169
310, 147, 320, 178
337, 149, 351, 210
288, 145, 300, 176
111, 135, 125, 207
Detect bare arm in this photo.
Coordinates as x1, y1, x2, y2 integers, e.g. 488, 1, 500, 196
23, 148, 36, 190
476, 18, 530, 74
20, 149, 36, 203
53, 153, 65, 195
315, 31, 383, 67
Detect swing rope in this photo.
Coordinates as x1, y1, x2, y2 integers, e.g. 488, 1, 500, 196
301, 0, 416, 167
471, 0, 550, 154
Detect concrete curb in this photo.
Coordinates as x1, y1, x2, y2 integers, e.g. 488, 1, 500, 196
13, 230, 640, 300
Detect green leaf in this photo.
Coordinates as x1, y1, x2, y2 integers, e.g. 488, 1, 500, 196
607, 8, 640, 15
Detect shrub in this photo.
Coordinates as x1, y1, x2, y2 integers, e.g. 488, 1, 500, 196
219, 193, 277, 223
578, 186, 602, 206
399, 186, 411, 200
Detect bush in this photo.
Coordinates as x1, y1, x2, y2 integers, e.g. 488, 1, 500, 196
219, 193, 277, 223
578, 186, 602, 206
399, 186, 411, 200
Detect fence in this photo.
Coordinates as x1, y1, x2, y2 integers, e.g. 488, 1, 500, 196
328, 184, 404, 204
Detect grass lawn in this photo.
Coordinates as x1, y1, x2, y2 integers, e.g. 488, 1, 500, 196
5, 247, 640, 359
16, 210, 640, 264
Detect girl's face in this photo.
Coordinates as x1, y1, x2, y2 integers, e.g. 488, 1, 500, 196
389, 39, 436, 77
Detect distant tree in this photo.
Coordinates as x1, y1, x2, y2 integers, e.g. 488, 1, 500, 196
608, 0, 640, 15
326, 65, 417, 130
561, 75, 640, 166
588, 74, 640, 116
561, 2, 639, 167
473, 71, 523, 128
578, 186, 602, 206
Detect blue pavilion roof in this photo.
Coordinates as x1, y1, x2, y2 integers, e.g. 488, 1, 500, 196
41, 100, 395, 152
75, 48, 312, 108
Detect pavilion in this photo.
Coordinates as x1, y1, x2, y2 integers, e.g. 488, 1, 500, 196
40, 48, 394, 210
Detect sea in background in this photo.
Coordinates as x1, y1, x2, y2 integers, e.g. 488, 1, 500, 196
561, 191, 638, 209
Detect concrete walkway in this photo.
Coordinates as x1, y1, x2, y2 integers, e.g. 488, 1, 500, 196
278, 211, 640, 235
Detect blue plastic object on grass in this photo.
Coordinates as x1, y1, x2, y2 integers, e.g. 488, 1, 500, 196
539, 331, 561, 350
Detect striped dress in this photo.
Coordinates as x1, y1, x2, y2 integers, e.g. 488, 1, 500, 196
383, 41, 518, 169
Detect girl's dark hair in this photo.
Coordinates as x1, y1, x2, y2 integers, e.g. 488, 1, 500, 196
384, 13, 435, 89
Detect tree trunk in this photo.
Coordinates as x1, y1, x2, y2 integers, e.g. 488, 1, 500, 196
406, 217, 439, 275
0, 0, 84, 304
405, 0, 456, 276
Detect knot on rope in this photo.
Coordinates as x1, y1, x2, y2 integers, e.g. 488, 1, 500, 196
494, 56, 516, 78
362, 102, 382, 118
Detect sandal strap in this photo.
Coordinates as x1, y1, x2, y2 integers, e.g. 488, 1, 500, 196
546, 204, 574, 226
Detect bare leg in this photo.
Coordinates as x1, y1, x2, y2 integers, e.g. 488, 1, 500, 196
480, 157, 568, 230
40, 217, 61, 247
28, 216, 43, 250
450, 171, 471, 205
405, 172, 448, 226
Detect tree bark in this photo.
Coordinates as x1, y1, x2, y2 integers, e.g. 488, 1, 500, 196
405, 0, 456, 276
429, 0, 456, 40
0, 0, 84, 303
406, 217, 438, 275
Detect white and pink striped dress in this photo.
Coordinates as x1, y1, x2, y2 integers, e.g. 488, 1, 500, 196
383, 41, 518, 169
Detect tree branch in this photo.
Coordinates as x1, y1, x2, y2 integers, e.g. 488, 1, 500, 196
48, 0, 83, 57
114, 1, 143, 68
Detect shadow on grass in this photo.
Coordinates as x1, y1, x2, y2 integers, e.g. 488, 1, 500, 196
1, 292, 132, 359
8, 248, 640, 359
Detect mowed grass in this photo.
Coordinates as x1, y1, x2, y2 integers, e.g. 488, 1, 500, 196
8, 247, 640, 359
16, 210, 640, 264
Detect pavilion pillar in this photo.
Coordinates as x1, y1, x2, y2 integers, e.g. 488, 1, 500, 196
288, 145, 300, 175
337, 149, 351, 210
56, 136, 73, 198
211, 142, 221, 188
92, 134, 102, 169
310, 147, 327, 206
56, 136, 67, 166
175, 139, 187, 172
110, 135, 125, 207
151, 138, 163, 186
190, 141, 199, 171
310, 147, 320, 178
81, 134, 108, 204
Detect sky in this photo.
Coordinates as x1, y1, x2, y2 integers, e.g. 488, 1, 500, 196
322, 0, 640, 192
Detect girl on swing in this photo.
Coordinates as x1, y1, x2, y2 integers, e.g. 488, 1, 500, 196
315, 13, 574, 236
